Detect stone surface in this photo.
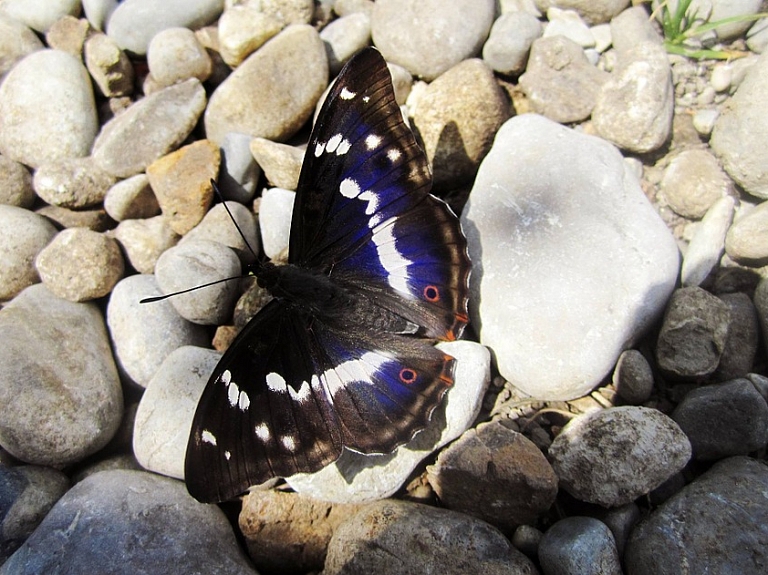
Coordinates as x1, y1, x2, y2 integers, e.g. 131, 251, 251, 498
287, 342, 491, 502
103, 174, 160, 222
426, 421, 558, 532
180, 200, 259, 264
217, 5, 282, 67
538, 517, 622, 575
0, 14, 44, 77
612, 349, 654, 405
258, 187, 295, 260
0, 469, 257, 575
45, 15, 91, 57
35, 227, 124, 302
656, 286, 731, 380
106, 274, 208, 387
249, 138, 304, 191
671, 379, 768, 460
83, 32, 134, 97
111, 215, 180, 274
205, 25, 328, 145
320, 12, 372, 74
0, 205, 57, 301
92, 78, 207, 178
0, 284, 123, 466
680, 195, 736, 287
32, 156, 115, 209
35, 205, 111, 232
323, 499, 537, 575
134, 346, 221, 480
482, 11, 542, 75
610, 5, 661, 54
147, 27, 212, 87
0, 156, 33, 208
548, 406, 692, 507
411, 58, 510, 189
461, 114, 679, 400
660, 149, 733, 219
535, 0, 629, 25
725, 199, 768, 266
625, 456, 768, 575
0, 0, 81, 33
543, 7, 595, 48
0, 49, 97, 168
218, 132, 260, 203
715, 292, 759, 380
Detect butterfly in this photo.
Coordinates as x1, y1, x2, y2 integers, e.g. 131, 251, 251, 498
184, 47, 471, 503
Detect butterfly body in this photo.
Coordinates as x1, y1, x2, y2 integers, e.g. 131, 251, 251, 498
185, 48, 470, 503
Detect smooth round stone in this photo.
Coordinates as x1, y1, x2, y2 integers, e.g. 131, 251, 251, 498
596, 502, 641, 556
217, 5, 282, 67
715, 292, 759, 380
320, 12, 371, 75
612, 349, 654, 404
92, 78, 207, 178
660, 149, 733, 219
0, 0, 80, 32
0, 469, 256, 575
35, 228, 124, 302
258, 187, 295, 260
106, 274, 208, 387
249, 138, 304, 191
0, 205, 57, 301
519, 36, 609, 123
747, 14, 768, 52
461, 114, 679, 400
45, 15, 92, 57
84, 32, 134, 97
35, 205, 111, 232
205, 25, 328, 145
154, 240, 241, 325
692, 108, 719, 136
625, 457, 768, 575
681, 195, 736, 287
656, 286, 730, 380
671, 379, 768, 460
0, 284, 123, 465
147, 27, 212, 87
482, 12, 543, 75
372, 0, 495, 81
0, 464, 70, 563
81, 0, 119, 31
548, 406, 692, 507
0, 155, 34, 208
593, 41, 673, 153
134, 346, 221, 480
711, 50, 768, 198
539, 517, 622, 575
411, 58, 510, 189
218, 132, 260, 203
180, 201, 259, 264
324, 499, 536, 575
609, 5, 662, 54
105, 0, 224, 56
261, 0, 314, 25
111, 215, 180, 274
543, 7, 595, 47
33, 156, 116, 209
0, 50, 97, 168
287, 341, 491, 503
0, 14, 44, 76
426, 421, 558, 532
103, 174, 160, 221
146, 139, 221, 235
724, 199, 768, 266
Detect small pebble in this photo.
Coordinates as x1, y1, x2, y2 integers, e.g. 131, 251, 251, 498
111, 215, 180, 274
84, 32, 134, 97
36, 205, 112, 231
103, 174, 160, 221
249, 138, 304, 191
612, 349, 654, 404
45, 15, 92, 57
681, 195, 736, 287
218, 132, 261, 203
660, 149, 733, 219
482, 12, 543, 75
33, 156, 116, 209
0, 0, 80, 33
544, 7, 595, 48
320, 12, 372, 75
692, 108, 719, 136
714, 292, 759, 380
538, 517, 622, 575
0, 155, 34, 208
180, 201, 259, 264
0, 14, 44, 76
724, 199, 768, 266
258, 187, 295, 260
147, 27, 213, 87
217, 5, 283, 68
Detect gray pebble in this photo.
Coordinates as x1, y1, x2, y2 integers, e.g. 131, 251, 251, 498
612, 349, 654, 404
724, 199, 768, 266
0, 469, 257, 574
35, 227, 124, 302
134, 346, 221, 480
755, 278, 768, 359
549, 406, 691, 507
334, 0, 375, 17
0, 155, 34, 208
106, 274, 208, 387
519, 36, 609, 123
111, 215, 180, 274
715, 292, 759, 380
261, 0, 314, 25
217, 5, 283, 68
249, 138, 303, 191
0, 464, 70, 563
147, 26, 213, 87
320, 12, 372, 75
543, 7, 595, 48
0, 284, 123, 465
609, 5, 662, 55
544, 0, 628, 25
323, 499, 536, 575
0, 0, 80, 33
35, 205, 111, 232
258, 187, 295, 260
538, 517, 622, 575
681, 195, 735, 287
595, 502, 640, 556
81, 0, 119, 31
105, 0, 223, 56
33, 156, 116, 209
0, 205, 57, 301
692, 108, 719, 136
511, 524, 543, 558
625, 456, 768, 574
656, 286, 730, 380
672, 379, 768, 460
371, 0, 495, 81
103, 174, 160, 221
0, 49, 97, 168
155, 240, 241, 325
218, 132, 260, 203
84, 32, 134, 97
482, 12, 543, 75
205, 25, 328, 145
746, 14, 768, 53
0, 14, 44, 76
660, 149, 733, 219
180, 201, 259, 264
92, 78, 207, 178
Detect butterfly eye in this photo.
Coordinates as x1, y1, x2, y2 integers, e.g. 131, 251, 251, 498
423, 285, 440, 302
399, 368, 418, 384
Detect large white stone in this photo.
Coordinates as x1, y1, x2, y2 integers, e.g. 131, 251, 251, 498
461, 114, 679, 400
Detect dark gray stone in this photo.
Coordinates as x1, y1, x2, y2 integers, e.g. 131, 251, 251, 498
538, 517, 622, 575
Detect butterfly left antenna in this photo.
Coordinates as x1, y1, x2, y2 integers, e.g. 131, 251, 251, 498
140, 276, 244, 303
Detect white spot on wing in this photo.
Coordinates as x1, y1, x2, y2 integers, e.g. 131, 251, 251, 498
220, 370, 232, 385
340, 87, 356, 100
365, 134, 382, 149
238, 390, 250, 411
336, 139, 351, 155
289, 380, 312, 403
326, 134, 342, 153
372, 217, 411, 293
224, 450, 231, 461
254, 423, 270, 442
266, 372, 287, 393
227, 380, 240, 407
281, 435, 297, 451
201, 430, 217, 446
340, 178, 361, 199
387, 148, 402, 163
